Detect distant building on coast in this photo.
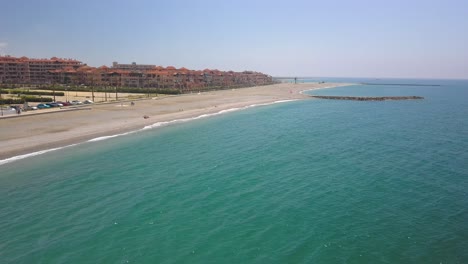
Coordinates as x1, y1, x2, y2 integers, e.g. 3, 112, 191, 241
0, 56, 273, 91
112, 61, 156, 71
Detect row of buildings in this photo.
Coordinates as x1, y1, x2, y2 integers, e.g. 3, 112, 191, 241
0, 56, 274, 90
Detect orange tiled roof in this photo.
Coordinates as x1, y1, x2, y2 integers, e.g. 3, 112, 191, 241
63, 66, 76, 73
1, 56, 272, 82
109, 69, 130, 74
76, 66, 94, 72
0, 55, 77, 64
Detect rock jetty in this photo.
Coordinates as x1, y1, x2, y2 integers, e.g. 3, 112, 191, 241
309, 95, 424, 101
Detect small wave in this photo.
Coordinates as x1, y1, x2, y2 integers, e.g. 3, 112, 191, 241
0, 99, 297, 166
299, 84, 354, 95
87, 131, 137, 142
0, 144, 78, 166
142, 100, 296, 130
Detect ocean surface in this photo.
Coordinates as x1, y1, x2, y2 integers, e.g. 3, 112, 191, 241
1, 79, 467, 263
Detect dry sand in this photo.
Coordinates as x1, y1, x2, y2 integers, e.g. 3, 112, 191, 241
0, 82, 349, 161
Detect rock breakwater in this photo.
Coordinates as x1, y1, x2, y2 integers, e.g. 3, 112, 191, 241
309, 95, 424, 101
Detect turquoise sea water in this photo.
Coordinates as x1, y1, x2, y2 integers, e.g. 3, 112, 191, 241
1, 79, 468, 263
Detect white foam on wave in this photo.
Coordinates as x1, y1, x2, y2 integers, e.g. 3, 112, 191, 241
0, 144, 78, 166
142, 100, 297, 130
0, 99, 297, 166
87, 130, 137, 142
299, 83, 353, 95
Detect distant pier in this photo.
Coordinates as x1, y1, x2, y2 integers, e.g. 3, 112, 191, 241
309, 95, 424, 101
361, 83, 440, 87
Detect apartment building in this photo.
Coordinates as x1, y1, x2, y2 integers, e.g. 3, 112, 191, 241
1, 56, 273, 90
112, 61, 156, 71
0, 56, 83, 84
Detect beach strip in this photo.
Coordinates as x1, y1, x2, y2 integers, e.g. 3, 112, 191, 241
0, 82, 349, 162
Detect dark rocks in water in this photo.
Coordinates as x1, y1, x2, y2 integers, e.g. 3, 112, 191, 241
309, 95, 424, 101
361, 83, 440, 87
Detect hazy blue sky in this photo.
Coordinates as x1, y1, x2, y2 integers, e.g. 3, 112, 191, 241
1, 0, 467, 78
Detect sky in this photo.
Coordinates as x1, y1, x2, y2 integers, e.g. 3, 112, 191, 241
1, 0, 467, 79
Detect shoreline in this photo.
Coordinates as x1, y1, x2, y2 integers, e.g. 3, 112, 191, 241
0, 82, 351, 164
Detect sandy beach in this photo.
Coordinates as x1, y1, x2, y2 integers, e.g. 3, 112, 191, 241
0, 82, 349, 161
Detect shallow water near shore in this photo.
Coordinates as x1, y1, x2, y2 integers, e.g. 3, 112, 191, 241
1, 79, 468, 263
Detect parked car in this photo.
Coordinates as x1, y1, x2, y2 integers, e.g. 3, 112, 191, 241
46, 103, 59, 107
24, 106, 38, 110
71, 100, 83, 105
57, 101, 72, 106
83, 100, 93, 104
37, 104, 50, 109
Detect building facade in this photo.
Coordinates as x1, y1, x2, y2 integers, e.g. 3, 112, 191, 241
1, 56, 274, 90
112, 61, 156, 71
0, 56, 83, 84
